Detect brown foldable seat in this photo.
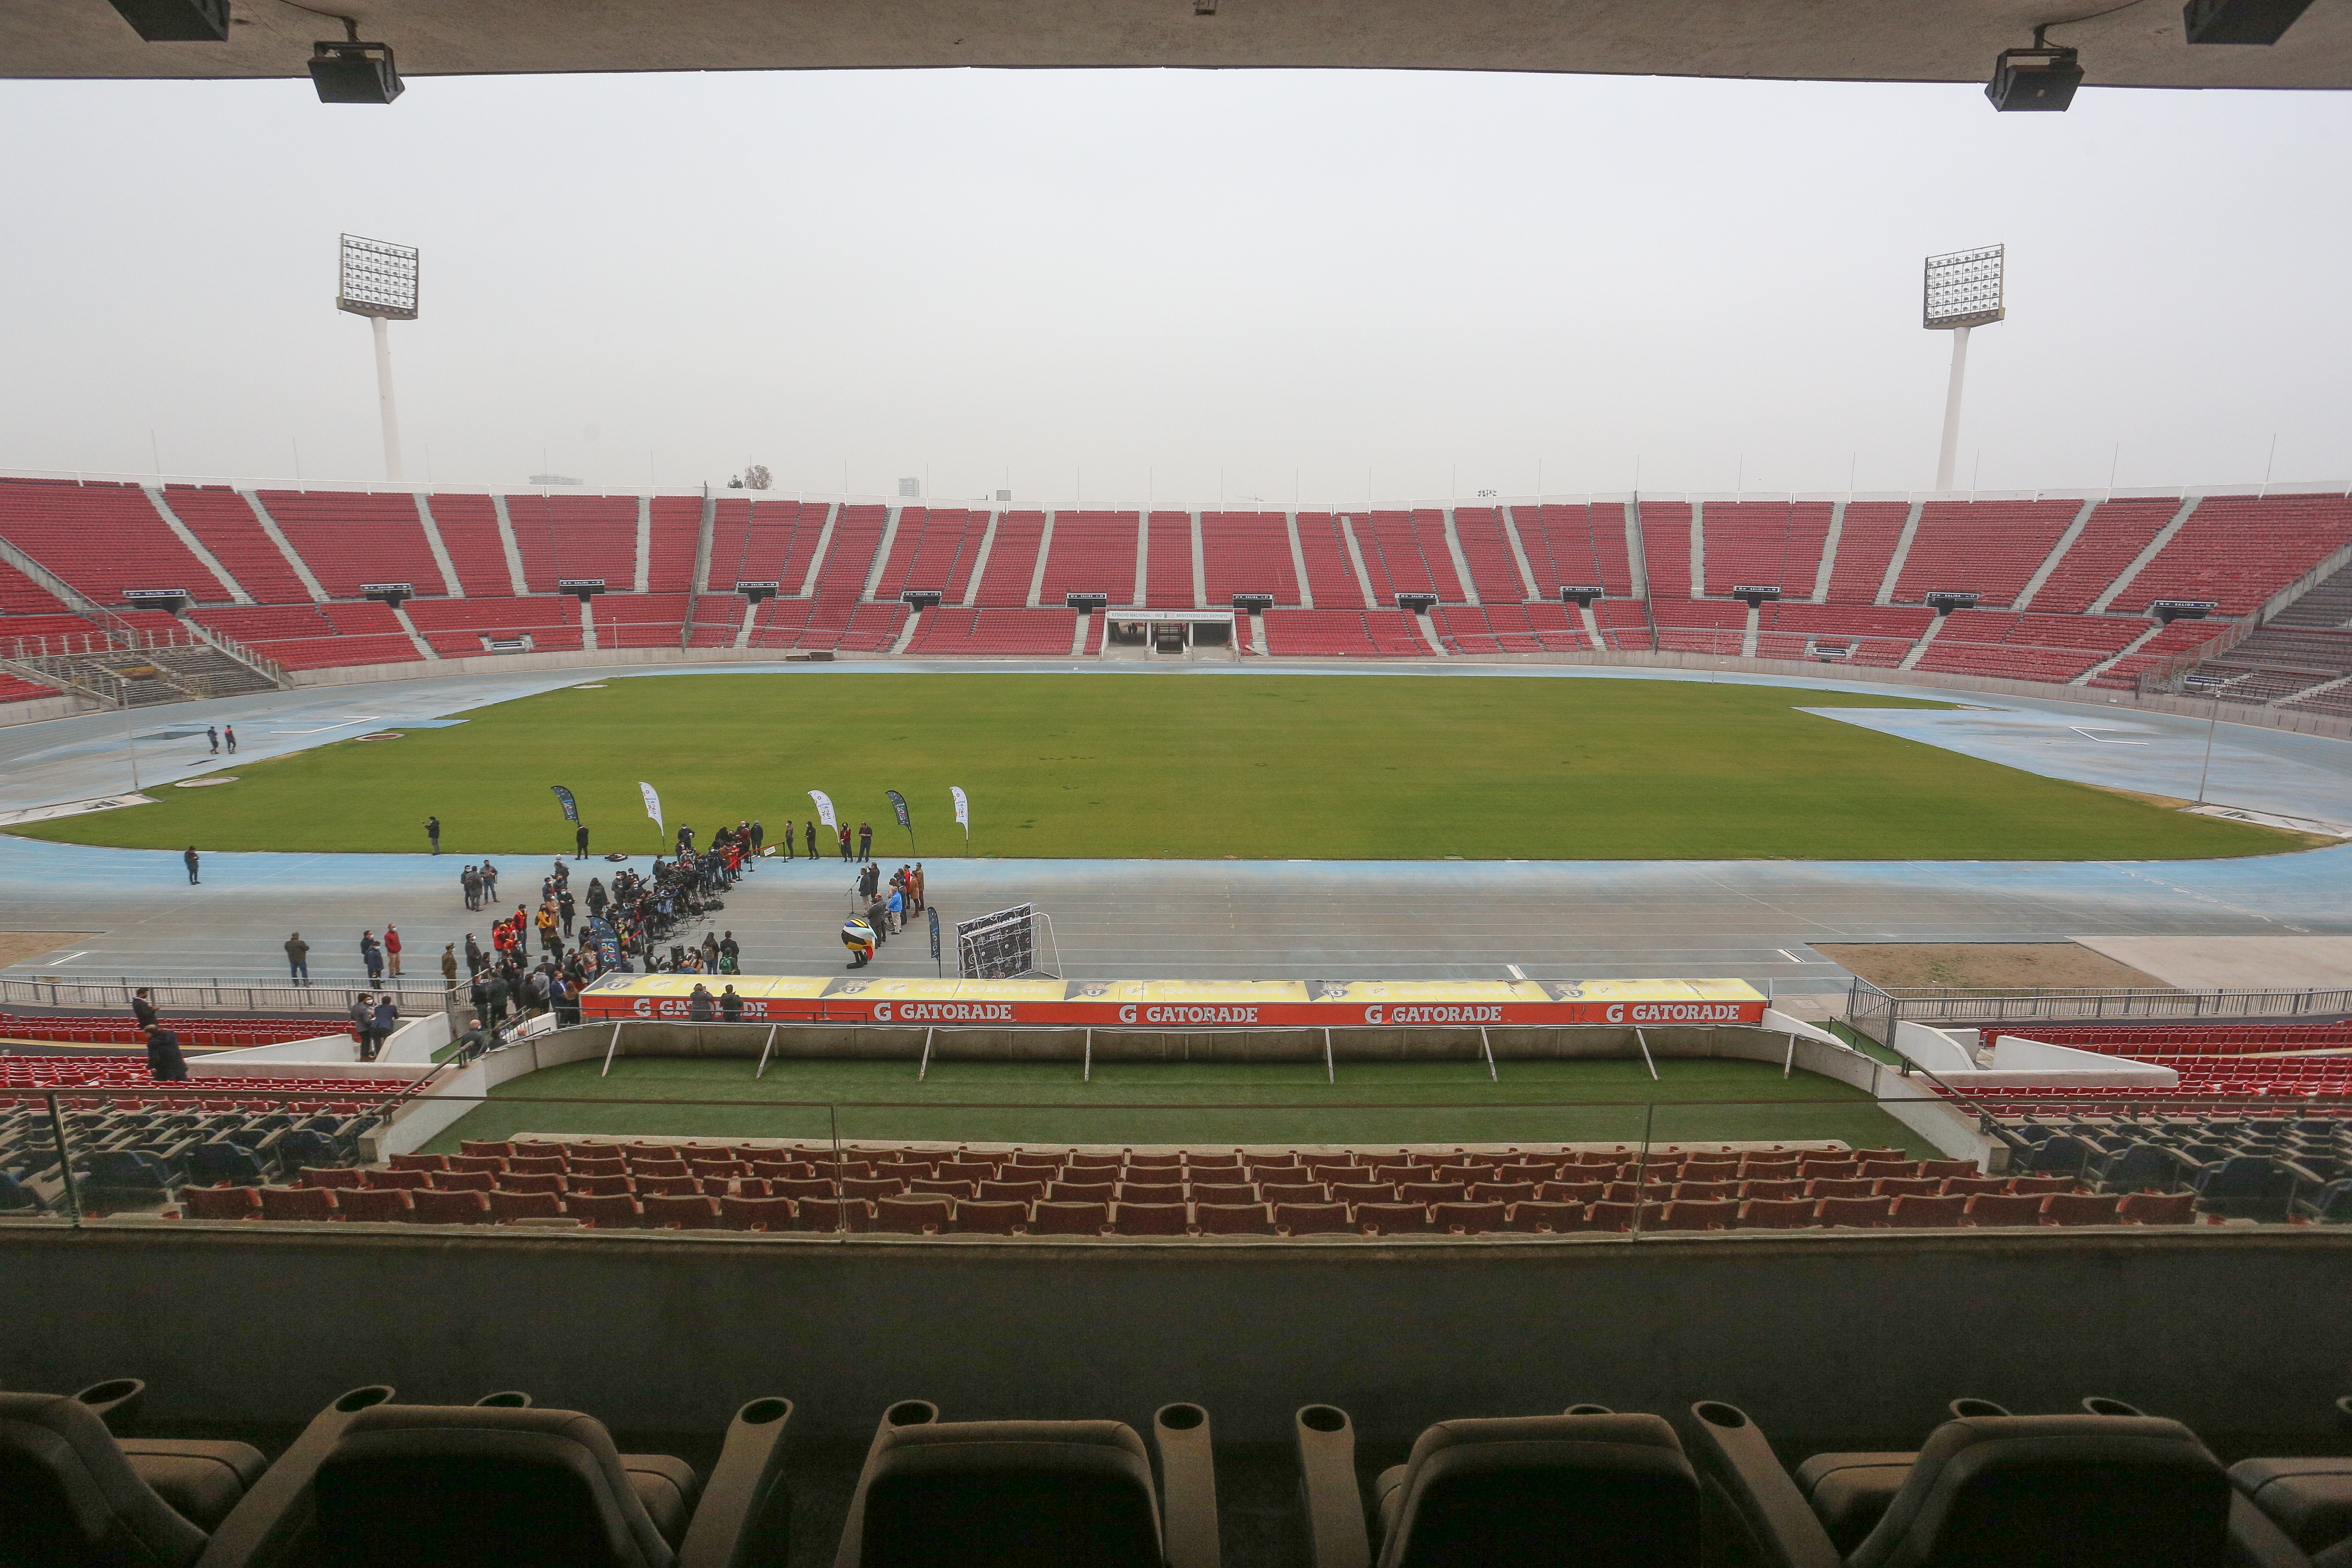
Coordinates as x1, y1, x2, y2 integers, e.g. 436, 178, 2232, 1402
1110, 1203, 1191, 1237
1498, 1163, 1559, 1183
748, 1160, 804, 1180
874, 1196, 953, 1235
489, 1189, 567, 1223
978, 1180, 1046, 1202
1468, 1182, 1536, 1204
2040, 1192, 2124, 1226
628, 1159, 690, 1179
410, 1189, 493, 1225
1356, 1203, 1432, 1236
2007, 1175, 2078, 1195
1962, 1193, 2046, 1227
953, 1200, 1029, 1236
1506, 1200, 1586, 1234
299, 1166, 365, 1189
1679, 1162, 1739, 1184
1585, 1201, 1638, 1233
1670, 1180, 1737, 1201
1434, 1164, 1486, 1185
430, 1171, 497, 1193
1030, 1201, 1111, 1236
336, 1187, 414, 1223
2118, 1191, 2196, 1224
445, 1156, 507, 1175
0, 1378, 270, 1565
564, 1193, 642, 1229
1304, 1163, 1359, 1185
1740, 1159, 1799, 1180
1858, 1160, 1920, 1181
1330, 1182, 1394, 1205
1798, 1159, 1860, 1180
1918, 1159, 1978, 1180
1735, 1197, 1820, 1229
686, 1159, 750, 1179
937, 1160, 998, 1183
1274, 1202, 1351, 1236
1806, 1178, 1877, 1199
1194, 1203, 1274, 1236
1183, 1153, 1240, 1170
843, 1177, 905, 1201
1246, 1164, 1303, 1185
178, 1185, 261, 1221
460, 1140, 515, 1158
1817, 1196, 1893, 1228
506, 1156, 567, 1175
801, 1198, 875, 1233
1364, 1163, 1415, 1185
641, 1194, 722, 1229
1117, 1182, 1185, 1205
1068, 1152, 1123, 1169
719, 1194, 795, 1232
632, 1174, 701, 1198
770, 1177, 837, 1200
1535, 1180, 1605, 1204
1047, 1181, 1116, 1203
1653, 1200, 1738, 1232
2229, 1452, 2352, 1559
1886, 1194, 1969, 1228
1296, 1404, 1700, 1568
568, 1154, 628, 1173
566, 1173, 633, 1197
911, 1179, 976, 1200
1432, 1202, 1507, 1235
1397, 1182, 1464, 1205
1261, 1183, 1328, 1205
496, 1172, 566, 1195
1189, 1182, 1259, 1205
1939, 1175, 2007, 1196
1874, 1177, 1942, 1198
364, 1168, 431, 1190
1127, 1152, 1183, 1169
388, 1152, 445, 1171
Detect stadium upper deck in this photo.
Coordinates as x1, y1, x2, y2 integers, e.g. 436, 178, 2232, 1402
3, 477, 2350, 713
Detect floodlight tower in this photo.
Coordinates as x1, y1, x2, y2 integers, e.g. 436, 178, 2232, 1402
1923, 245, 2005, 492
336, 234, 419, 481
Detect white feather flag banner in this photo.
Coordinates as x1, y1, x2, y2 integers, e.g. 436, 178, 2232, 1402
809, 789, 838, 829
638, 782, 663, 833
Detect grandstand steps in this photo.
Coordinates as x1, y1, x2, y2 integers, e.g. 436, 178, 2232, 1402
1414, 608, 1448, 656
1496, 507, 1543, 600
1340, 517, 1379, 607
1025, 512, 1054, 607
390, 602, 439, 661
1250, 610, 1268, 655
411, 495, 465, 597
1578, 600, 1604, 647
1809, 500, 1844, 603
486, 495, 530, 597
240, 491, 329, 603
2011, 498, 2100, 612
958, 511, 996, 608
1874, 501, 1925, 606
1190, 512, 1209, 609
891, 608, 922, 654
2089, 494, 2199, 613
1440, 510, 1480, 606
797, 502, 836, 599
730, 596, 757, 650
2261, 536, 2352, 628
864, 506, 905, 603
1071, 610, 1092, 657
1131, 512, 1152, 608
2072, 620, 2165, 686
1622, 500, 1648, 597
1285, 514, 1314, 608
1897, 610, 1943, 671
632, 496, 653, 593
143, 486, 253, 604
1742, 603, 1760, 658
1688, 502, 1707, 607
2269, 670, 2352, 709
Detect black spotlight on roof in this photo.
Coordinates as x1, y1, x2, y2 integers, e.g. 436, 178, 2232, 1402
1987, 28, 2084, 111
309, 27, 403, 104
2183, 0, 2316, 44
105, 0, 229, 42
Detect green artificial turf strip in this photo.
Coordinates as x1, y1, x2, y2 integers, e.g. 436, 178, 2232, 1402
423, 1054, 1928, 1155
24, 672, 2288, 859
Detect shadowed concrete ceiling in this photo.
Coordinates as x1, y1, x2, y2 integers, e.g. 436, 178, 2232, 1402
4, 0, 2350, 88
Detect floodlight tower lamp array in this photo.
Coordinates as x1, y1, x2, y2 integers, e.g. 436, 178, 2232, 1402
336, 234, 419, 483
1923, 244, 2005, 493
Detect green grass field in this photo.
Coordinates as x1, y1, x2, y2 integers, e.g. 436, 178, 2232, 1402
423, 1055, 1926, 1155
23, 673, 2288, 860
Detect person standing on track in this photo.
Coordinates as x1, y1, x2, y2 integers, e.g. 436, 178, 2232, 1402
576, 821, 590, 858
224, 724, 237, 754
858, 821, 873, 861
481, 860, 499, 902
383, 924, 403, 978
441, 942, 459, 989
285, 931, 309, 983
206, 725, 219, 754
559, 885, 576, 938
361, 931, 384, 983
183, 846, 200, 884
751, 820, 764, 853
804, 820, 816, 859
425, 815, 441, 854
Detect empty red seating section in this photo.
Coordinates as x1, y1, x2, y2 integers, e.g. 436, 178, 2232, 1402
1998, 1021, 2352, 1058
1754, 603, 1932, 666
1639, 502, 1693, 602
1345, 511, 1461, 603
0, 672, 58, 701
425, 493, 517, 595
508, 494, 637, 591
1513, 504, 1633, 598
2028, 498, 2178, 612
873, 508, 983, 601
0, 1012, 357, 1049
1144, 512, 1197, 607
1263, 609, 1428, 657
704, 499, 827, 593
598, 593, 690, 648
2092, 619, 2224, 689
164, 486, 310, 603
1822, 503, 1910, 604
1036, 511, 1139, 606
973, 512, 1045, 606
906, 608, 1077, 655
1701, 501, 1832, 598
0, 479, 234, 604
1452, 508, 1530, 603
405, 597, 578, 657
1915, 610, 2141, 683
2113, 493, 2352, 615
257, 490, 442, 598
1894, 499, 2078, 607
1200, 513, 1296, 606
1294, 514, 1365, 608
192, 603, 419, 668
1432, 603, 1586, 654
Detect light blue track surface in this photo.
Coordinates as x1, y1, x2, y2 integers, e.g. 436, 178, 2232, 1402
3, 659, 2348, 988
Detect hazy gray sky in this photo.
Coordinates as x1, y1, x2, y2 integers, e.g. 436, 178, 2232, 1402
2, 67, 2347, 504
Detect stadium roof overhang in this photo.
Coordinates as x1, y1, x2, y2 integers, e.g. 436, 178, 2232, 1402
7, 0, 2351, 89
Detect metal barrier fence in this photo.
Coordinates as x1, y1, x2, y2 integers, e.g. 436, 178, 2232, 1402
0, 975, 459, 1016
1847, 977, 2352, 1042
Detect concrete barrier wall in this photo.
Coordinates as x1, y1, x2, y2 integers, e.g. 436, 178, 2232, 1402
5, 1224, 2344, 1455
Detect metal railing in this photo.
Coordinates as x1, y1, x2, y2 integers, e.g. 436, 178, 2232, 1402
0, 975, 461, 1016
1847, 976, 2352, 1041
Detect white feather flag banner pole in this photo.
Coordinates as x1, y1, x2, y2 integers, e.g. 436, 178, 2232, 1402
809, 790, 838, 829
950, 786, 969, 849
638, 782, 663, 835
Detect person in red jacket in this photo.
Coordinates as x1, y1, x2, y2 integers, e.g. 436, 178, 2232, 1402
383, 924, 403, 978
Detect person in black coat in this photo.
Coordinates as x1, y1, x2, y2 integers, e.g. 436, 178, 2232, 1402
719, 984, 743, 1022
130, 988, 159, 1032
576, 822, 590, 857
687, 982, 715, 1022
144, 1025, 187, 1082
183, 846, 200, 884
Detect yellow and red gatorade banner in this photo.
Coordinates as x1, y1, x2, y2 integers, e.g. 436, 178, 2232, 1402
580, 974, 1767, 1027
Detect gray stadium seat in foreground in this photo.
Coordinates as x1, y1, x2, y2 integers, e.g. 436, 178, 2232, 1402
1292, 1401, 1700, 1568
1687, 1398, 2301, 1567
0, 1377, 265, 1568
833, 1399, 1218, 1568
